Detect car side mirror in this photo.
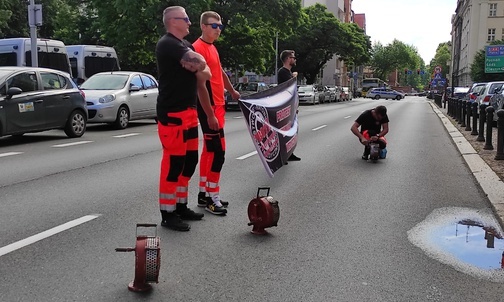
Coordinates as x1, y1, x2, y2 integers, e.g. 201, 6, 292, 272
129, 85, 141, 92
6, 87, 22, 99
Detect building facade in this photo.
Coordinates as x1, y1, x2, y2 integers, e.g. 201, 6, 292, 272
302, 0, 352, 86
451, 0, 504, 86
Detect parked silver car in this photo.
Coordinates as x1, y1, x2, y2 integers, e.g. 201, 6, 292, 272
297, 85, 320, 105
475, 81, 504, 105
81, 71, 158, 129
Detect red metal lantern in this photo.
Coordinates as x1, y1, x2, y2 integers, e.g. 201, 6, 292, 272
247, 187, 280, 235
116, 224, 161, 292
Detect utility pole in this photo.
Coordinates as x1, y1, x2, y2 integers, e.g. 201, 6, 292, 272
28, 0, 42, 67
274, 31, 279, 84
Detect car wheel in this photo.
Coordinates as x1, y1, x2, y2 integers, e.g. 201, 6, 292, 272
396, 95, 401, 100
374, 95, 380, 100
114, 106, 130, 129
64, 110, 86, 138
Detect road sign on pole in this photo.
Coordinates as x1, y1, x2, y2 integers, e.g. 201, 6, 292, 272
27, 1, 42, 68
485, 45, 504, 73
434, 66, 442, 74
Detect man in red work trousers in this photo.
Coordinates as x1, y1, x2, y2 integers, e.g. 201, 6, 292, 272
193, 11, 240, 215
156, 6, 219, 231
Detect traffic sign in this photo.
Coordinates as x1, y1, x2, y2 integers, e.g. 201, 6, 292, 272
434, 66, 442, 74
485, 45, 504, 73
434, 73, 442, 80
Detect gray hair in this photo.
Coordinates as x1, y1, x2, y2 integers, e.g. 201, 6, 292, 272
162, 6, 185, 27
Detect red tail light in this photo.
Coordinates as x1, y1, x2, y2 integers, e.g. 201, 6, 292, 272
470, 93, 477, 100
79, 90, 86, 99
483, 95, 491, 103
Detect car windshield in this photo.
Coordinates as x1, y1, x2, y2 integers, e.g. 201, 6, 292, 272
298, 86, 313, 92
0, 69, 13, 82
80, 74, 128, 90
489, 83, 504, 94
454, 87, 469, 94
245, 83, 258, 91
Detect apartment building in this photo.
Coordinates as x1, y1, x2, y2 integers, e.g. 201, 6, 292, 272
302, 0, 353, 86
451, 0, 504, 86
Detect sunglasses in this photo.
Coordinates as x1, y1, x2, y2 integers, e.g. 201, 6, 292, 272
205, 23, 224, 30
172, 17, 190, 23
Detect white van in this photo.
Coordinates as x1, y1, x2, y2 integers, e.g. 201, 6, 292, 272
0, 38, 72, 75
66, 45, 120, 84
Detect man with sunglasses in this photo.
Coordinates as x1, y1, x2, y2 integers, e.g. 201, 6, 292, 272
278, 50, 301, 162
193, 11, 240, 215
155, 6, 219, 231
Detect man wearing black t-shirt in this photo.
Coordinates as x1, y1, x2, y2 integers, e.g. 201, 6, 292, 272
277, 50, 301, 161
155, 6, 219, 231
351, 105, 389, 160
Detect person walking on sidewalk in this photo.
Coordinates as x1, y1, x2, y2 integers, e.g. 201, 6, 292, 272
278, 50, 301, 162
193, 11, 240, 215
155, 6, 219, 231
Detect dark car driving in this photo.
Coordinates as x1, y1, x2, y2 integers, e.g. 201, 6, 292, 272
0, 67, 87, 138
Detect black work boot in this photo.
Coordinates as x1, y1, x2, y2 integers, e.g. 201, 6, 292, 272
161, 211, 190, 231
176, 203, 204, 220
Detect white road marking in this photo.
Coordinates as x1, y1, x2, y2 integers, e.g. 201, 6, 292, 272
0, 152, 23, 158
344, 115, 352, 119
233, 116, 242, 119
0, 214, 100, 257
236, 151, 258, 160
113, 133, 141, 138
312, 125, 327, 131
52, 141, 93, 148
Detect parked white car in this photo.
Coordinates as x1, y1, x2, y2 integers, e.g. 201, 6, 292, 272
81, 71, 158, 129
475, 81, 504, 105
297, 85, 320, 105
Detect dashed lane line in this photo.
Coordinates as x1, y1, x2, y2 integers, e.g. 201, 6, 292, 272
236, 151, 258, 160
0, 152, 23, 158
52, 141, 93, 148
312, 125, 327, 131
0, 214, 100, 257
344, 115, 352, 119
113, 133, 141, 138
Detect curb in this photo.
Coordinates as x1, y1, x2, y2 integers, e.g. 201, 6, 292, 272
429, 102, 504, 228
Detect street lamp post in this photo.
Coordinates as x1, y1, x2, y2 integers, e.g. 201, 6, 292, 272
28, 0, 42, 67
274, 31, 279, 84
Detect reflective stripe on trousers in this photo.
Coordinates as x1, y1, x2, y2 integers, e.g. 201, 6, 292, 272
199, 105, 226, 196
158, 108, 198, 212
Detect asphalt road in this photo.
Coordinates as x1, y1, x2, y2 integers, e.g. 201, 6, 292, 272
0, 97, 500, 302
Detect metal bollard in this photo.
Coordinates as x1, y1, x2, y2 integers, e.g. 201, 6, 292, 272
484, 106, 495, 150
465, 101, 472, 131
458, 99, 463, 122
495, 109, 504, 160
471, 102, 478, 135
449, 98, 453, 116
461, 100, 467, 127
477, 104, 487, 142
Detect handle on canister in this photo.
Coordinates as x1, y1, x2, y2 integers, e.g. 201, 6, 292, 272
257, 187, 270, 198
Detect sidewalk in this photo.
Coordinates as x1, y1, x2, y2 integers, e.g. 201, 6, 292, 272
429, 101, 504, 227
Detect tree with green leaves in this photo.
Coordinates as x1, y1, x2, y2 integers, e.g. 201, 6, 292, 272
427, 42, 451, 79
470, 40, 504, 82
370, 39, 418, 81
279, 4, 371, 84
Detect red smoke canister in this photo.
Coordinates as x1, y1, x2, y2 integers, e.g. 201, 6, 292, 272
247, 187, 280, 235
116, 224, 161, 292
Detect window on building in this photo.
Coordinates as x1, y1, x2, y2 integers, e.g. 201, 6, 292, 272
502, 28, 504, 40
488, 28, 496, 41
489, 3, 497, 17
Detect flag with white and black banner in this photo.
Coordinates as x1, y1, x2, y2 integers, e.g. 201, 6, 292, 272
239, 77, 299, 177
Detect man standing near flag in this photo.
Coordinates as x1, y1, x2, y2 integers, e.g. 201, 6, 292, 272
155, 6, 219, 231
193, 11, 240, 215
278, 50, 301, 162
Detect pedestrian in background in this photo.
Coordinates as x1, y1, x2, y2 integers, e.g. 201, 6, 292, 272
155, 6, 219, 231
193, 11, 240, 215
278, 50, 301, 162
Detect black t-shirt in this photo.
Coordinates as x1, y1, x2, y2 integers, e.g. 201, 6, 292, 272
355, 109, 389, 134
277, 67, 292, 84
156, 33, 197, 120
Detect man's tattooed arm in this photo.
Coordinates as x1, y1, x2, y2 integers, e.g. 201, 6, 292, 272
180, 50, 207, 72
